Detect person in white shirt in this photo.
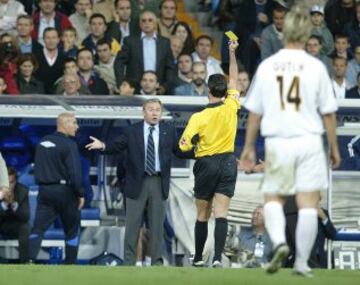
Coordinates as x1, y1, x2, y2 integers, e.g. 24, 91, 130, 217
0, 0, 26, 36
192, 34, 223, 82
331, 56, 350, 99
239, 5, 341, 277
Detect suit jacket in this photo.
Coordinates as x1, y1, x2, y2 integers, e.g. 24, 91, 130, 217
346, 86, 360, 99
0, 183, 29, 224
114, 34, 176, 93
106, 19, 140, 45
104, 121, 193, 200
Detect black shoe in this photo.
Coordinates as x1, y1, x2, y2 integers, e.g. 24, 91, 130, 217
265, 243, 289, 274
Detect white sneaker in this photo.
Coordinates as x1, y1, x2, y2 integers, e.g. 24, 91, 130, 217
192, 260, 205, 267
265, 243, 289, 274
212, 260, 223, 268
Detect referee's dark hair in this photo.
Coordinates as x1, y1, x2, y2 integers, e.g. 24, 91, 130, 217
208, 74, 228, 98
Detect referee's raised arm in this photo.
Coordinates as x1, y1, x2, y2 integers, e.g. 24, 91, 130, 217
228, 40, 239, 91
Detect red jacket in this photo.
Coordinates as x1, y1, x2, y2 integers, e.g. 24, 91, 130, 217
0, 63, 19, 95
31, 11, 72, 40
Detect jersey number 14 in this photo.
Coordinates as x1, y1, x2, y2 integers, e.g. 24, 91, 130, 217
276, 76, 301, 111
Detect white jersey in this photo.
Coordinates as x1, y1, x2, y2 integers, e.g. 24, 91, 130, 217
244, 49, 338, 137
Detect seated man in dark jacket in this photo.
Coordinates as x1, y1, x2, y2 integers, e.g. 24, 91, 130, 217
0, 167, 30, 263
284, 195, 337, 268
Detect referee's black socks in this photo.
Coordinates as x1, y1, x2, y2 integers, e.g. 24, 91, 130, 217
213, 217, 228, 262
194, 220, 208, 262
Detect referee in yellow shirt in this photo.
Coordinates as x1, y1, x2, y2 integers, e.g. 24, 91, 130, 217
179, 40, 240, 267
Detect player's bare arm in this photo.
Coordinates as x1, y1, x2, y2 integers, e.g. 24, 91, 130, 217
228, 40, 239, 91
322, 113, 341, 169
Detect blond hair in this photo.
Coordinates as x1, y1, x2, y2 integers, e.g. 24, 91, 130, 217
57, 112, 75, 128
283, 4, 312, 46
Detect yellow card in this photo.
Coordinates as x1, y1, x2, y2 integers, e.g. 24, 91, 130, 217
225, 31, 238, 41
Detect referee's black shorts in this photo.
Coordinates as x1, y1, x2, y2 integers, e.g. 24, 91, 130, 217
193, 152, 237, 200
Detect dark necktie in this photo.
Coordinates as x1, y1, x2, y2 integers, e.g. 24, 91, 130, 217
145, 126, 156, 175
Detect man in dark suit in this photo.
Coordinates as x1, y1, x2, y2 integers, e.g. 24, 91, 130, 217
114, 10, 176, 94
106, 0, 140, 45
0, 167, 30, 263
86, 98, 193, 265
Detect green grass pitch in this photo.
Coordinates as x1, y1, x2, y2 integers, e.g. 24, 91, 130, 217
0, 266, 359, 285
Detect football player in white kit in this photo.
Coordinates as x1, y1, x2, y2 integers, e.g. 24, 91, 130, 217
239, 5, 341, 277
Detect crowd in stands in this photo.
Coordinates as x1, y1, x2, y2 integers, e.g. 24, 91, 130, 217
0, 0, 357, 98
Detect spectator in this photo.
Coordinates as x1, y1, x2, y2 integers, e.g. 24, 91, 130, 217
346, 71, 360, 98
16, 53, 45, 94
306, 35, 332, 74
69, 0, 92, 44
260, 5, 286, 60
157, 0, 177, 39
310, 5, 334, 56
0, 32, 18, 48
114, 10, 175, 94
175, 53, 193, 86
94, 39, 117, 94
0, 167, 30, 263
237, 69, 250, 97
0, 75, 6, 94
59, 27, 78, 58
93, 0, 113, 23
331, 56, 351, 99
171, 22, 195, 55
170, 35, 183, 62
119, 78, 136, 96
77, 47, 109, 95
33, 27, 65, 94
29, 112, 84, 264
31, 0, 72, 46
55, 57, 91, 94
86, 98, 194, 265
238, 206, 272, 267
63, 72, 81, 96
346, 44, 360, 87
174, 62, 208, 96
325, 0, 356, 36
0, 41, 19, 94
81, 13, 120, 58
0, 0, 26, 36
192, 35, 223, 81
140, 70, 159, 95
329, 33, 353, 60
106, 0, 140, 45
229, 0, 275, 75
16, 15, 42, 54
344, 2, 360, 51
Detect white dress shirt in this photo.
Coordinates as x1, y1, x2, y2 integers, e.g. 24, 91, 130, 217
38, 12, 55, 46
142, 32, 157, 72
331, 78, 350, 99
143, 121, 161, 172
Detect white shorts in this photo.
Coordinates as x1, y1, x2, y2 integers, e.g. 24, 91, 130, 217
261, 134, 328, 195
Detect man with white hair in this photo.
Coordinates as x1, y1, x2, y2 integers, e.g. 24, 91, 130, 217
240, 4, 340, 277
